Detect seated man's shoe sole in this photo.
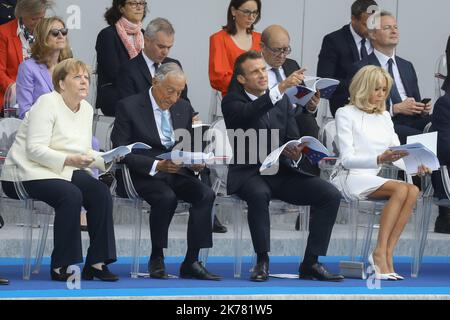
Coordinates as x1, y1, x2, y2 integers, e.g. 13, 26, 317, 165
180, 261, 222, 281
0, 278, 9, 285
82, 265, 119, 282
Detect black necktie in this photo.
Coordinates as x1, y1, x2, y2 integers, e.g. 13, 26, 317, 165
153, 62, 160, 74
272, 68, 283, 84
360, 38, 368, 59
387, 58, 402, 106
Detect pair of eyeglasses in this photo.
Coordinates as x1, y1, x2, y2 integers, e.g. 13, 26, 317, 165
264, 45, 292, 56
125, 1, 147, 8
49, 28, 68, 37
237, 8, 259, 18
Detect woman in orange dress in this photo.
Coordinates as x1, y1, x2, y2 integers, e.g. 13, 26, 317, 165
209, 0, 262, 97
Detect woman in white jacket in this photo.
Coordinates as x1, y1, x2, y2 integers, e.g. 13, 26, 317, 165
332, 65, 430, 280
1, 59, 118, 282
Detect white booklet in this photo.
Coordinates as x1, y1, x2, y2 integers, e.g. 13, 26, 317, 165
101, 142, 152, 162
389, 142, 440, 175
260, 136, 330, 172
285, 76, 339, 106
157, 150, 229, 165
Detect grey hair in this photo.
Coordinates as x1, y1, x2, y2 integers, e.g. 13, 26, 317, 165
154, 62, 185, 82
15, 0, 53, 18
144, 17, 175, 39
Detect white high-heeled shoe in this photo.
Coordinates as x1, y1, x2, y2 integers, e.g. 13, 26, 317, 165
390, 273, 404, 280
368, 253, 397, 281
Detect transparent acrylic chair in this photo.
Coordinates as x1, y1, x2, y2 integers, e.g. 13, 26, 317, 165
3, 82, 18, 118
205, 119, 310, 278
0, 118, 54, 280
318, 119, 433, 278
434, 54, 447, 99
105, 122, 210, 278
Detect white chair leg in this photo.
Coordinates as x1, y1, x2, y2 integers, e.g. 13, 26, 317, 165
130, 199, 143, 278
233, 199, 245, 278
32, 210, 51, 274
349, 200, 359, 261
22, 200, 34, 280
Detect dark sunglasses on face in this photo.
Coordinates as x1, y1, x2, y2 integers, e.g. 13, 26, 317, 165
49, 28, 68, 37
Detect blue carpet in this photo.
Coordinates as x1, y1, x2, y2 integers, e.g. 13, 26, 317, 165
0, 256, 450, 298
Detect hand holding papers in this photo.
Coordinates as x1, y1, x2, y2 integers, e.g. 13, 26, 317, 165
389, 142, 439, 175
101, 142, 152, 162
260, 136, 330, 172
157, 150, 229, 165
285, 76, 339, 106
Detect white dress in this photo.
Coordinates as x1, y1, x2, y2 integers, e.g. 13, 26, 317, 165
331, 105, 404, 200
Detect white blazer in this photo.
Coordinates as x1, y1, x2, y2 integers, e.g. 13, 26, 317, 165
1, 91, 106, 182
332, 105, 404, 199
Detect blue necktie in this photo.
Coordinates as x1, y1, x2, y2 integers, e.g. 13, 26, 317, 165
387, 58, 403, 106
159, 109, 174, 148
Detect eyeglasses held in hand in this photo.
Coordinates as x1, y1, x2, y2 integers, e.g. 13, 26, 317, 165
49, 28, 68, 37
265, 45, 292, 56
125, 1, 147, 8
237, 8, 259, 18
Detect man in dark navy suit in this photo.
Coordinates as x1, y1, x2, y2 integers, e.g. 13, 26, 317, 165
222, 51, 343, 282
117, 17, 188, 102
432, 91, 450, 234
117, 17, 228, 233
112, 63, 221, 281
350, 11, 431, 144
317, 0, 378, 116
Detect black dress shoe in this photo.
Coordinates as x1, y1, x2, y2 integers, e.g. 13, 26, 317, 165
0, 277, 9, 285
213, 216, 227, 233
179, 261, 222, 281
148, 257, 169, 279
50, 266, 73, 282
250, 261, 269, 282
299, 263, 344, 282
82, 264, 119, 282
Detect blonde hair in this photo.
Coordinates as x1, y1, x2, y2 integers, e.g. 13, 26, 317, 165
31, 17, 73, 68
52, 58, 91, 93
349, 65, 392, 114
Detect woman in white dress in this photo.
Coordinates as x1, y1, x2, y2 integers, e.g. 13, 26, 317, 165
332, 65, 430, 280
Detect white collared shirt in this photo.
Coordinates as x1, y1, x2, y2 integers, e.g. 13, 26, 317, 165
142, 52, 159, 78
373, 49, 408, 115
266, 63, 286, 90
148, 87, 174, 176
16, 23, 31, 60
349, 23, 373, 60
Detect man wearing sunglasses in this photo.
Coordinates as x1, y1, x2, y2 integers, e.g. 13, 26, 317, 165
0, 0, 53, 114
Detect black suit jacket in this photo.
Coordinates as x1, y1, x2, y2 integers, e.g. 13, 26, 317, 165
95, 26, 143, 116
350, 52, 422, 124
442, 36, 450, 93
282, 58, 320, 175
117, 53, 189, 102
432, 92, 450, 199
317, 24, 361, 116
221, 86, 313, 195
0, 0, 16, 25
111, 91, 195, 192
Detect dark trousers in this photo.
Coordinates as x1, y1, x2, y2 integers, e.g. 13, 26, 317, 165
2, 170, 117, 268
236, 169, 341, 255
136, 173, 215, 250
394, 115, 431, 144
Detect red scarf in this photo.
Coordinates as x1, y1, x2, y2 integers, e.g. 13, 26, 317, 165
115, 17, 143, 59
